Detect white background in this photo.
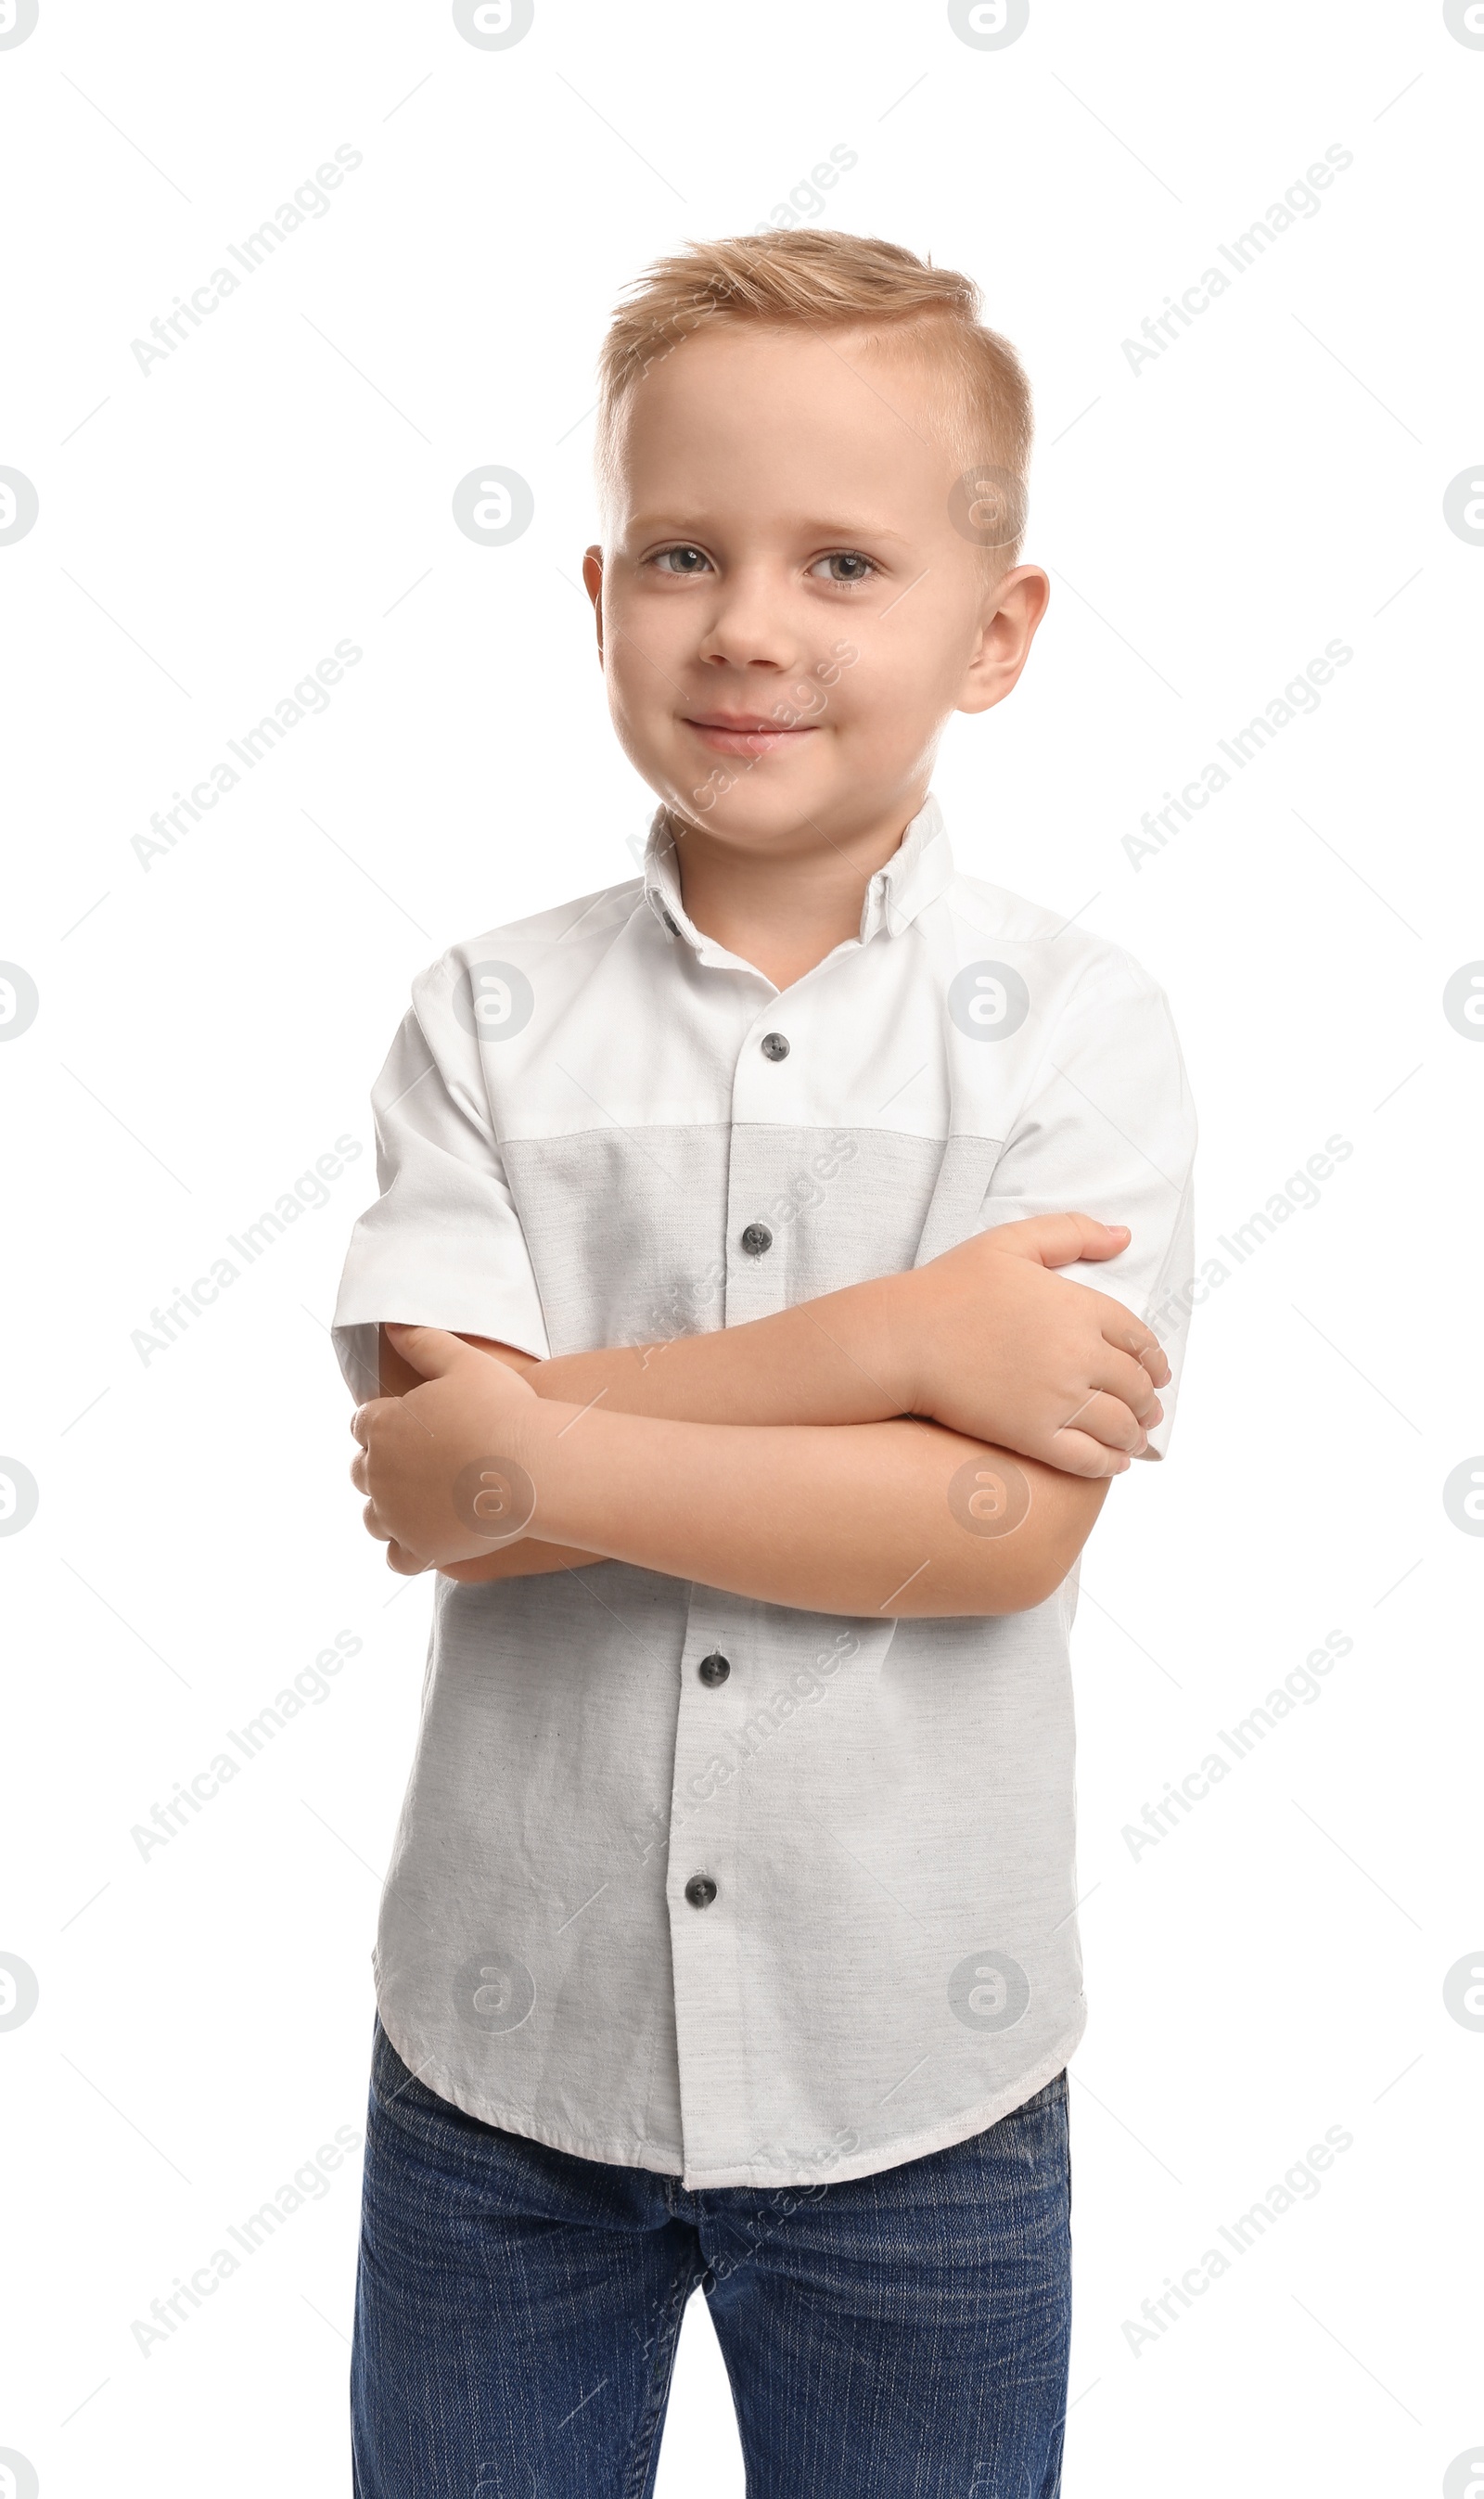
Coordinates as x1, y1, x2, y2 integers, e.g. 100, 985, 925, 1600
2, 1, 1480, 2492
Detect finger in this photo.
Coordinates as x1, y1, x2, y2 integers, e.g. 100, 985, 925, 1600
985, 1212, 1132, 1269
1045, 1425, 1133, 1480
383, 1323, 470, 1382
1086, 1346, 1165, 1425
1058, 1390, 1148, 1456
361, 1499, 393, 1546
350, 1393, 404, 1450
350, 1448, 368, 1496
1097, 1308, 1171, 1388
384, 1540, 431, 1578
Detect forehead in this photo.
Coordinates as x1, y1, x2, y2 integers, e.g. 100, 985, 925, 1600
609, 322, 957, 522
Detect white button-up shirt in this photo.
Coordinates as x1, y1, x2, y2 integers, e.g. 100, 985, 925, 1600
333, 795, 1196, 2188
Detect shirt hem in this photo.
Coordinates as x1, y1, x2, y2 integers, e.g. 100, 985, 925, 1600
373, 1990, 684, 2178
678, 2005, 1088, 2188
375, 1986, 1085, 2190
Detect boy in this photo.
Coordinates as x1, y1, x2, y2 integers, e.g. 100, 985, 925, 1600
338, 230, 1195, 2498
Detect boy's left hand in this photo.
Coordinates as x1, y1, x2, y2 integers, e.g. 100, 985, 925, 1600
351, 1324, 540, 1574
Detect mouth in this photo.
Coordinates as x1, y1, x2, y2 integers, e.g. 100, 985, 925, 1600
682, 712, 821, 756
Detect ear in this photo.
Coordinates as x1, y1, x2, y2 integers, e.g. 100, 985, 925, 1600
582, 546, 605, 664
957, 564, 1051, 718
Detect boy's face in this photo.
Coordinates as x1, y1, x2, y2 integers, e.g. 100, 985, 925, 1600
584, 323, 1047, 861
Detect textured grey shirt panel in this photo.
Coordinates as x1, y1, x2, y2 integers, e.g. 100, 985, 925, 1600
501, 1125, 957, 1352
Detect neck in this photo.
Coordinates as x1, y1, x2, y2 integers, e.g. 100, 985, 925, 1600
671, 796, 927, 991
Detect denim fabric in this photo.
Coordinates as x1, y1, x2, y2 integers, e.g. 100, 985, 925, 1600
352, 2018, 1071, 2498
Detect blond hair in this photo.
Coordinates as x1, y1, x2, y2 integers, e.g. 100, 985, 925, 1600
595, 229, 1033, 558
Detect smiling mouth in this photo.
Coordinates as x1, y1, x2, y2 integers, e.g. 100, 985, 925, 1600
683, 713, 819, 752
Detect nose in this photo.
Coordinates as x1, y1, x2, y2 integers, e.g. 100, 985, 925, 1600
697, 562, 799, 674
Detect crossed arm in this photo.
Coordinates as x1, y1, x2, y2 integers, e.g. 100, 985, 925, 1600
351, 1213, 1170, 1620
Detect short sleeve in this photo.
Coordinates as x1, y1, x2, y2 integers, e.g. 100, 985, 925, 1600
982, 955, 1196, 1457
331, 985, 551, 1403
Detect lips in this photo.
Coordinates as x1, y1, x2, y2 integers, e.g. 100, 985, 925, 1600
684, 712, 818, 753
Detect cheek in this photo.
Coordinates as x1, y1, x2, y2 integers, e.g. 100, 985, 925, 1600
835, 637, 954, 746
602, 599, 685, 722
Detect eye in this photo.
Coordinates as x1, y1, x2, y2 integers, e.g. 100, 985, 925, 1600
812, 550, 876, 586
650, 545, 712, 575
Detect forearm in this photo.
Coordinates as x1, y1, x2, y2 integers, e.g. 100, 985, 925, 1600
483, 1399, 1105, 1617
371, 1210, 1159, 1591
383, 1208, 1166, 1469
381, 1301, 915, 1587
459, 1275, 914, 1429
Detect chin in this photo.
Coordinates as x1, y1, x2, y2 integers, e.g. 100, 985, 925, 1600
673, 789, 831, 847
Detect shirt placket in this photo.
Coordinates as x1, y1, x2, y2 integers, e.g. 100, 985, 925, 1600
665, 988, 800, 2181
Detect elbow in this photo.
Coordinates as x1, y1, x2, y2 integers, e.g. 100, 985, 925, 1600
872, 1446, 1110, 1618
886, 1534, 1078, 1620
954, 1472, 1109, 1617
976, 1545, 1077, 1616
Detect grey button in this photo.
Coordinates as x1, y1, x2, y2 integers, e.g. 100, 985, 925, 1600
684, 1874, 718, 1909
761, 1032, 790, 1060
740, 1222, 773, 1256
662, 911, 679, 935
698, 1651, 731, 1686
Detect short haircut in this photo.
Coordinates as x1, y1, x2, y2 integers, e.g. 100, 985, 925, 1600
595, 228, 1034, 561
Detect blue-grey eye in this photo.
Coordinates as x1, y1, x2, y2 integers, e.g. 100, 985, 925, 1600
656, 545, 710, 573
817, 551, 875, 583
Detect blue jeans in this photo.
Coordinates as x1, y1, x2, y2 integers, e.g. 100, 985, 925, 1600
352, 2018, 1071, 2498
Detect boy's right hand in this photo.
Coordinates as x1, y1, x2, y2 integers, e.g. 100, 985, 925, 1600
892, 1213, 1169, 1479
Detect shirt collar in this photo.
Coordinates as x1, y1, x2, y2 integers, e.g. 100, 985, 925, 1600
642, 791, 954, 963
